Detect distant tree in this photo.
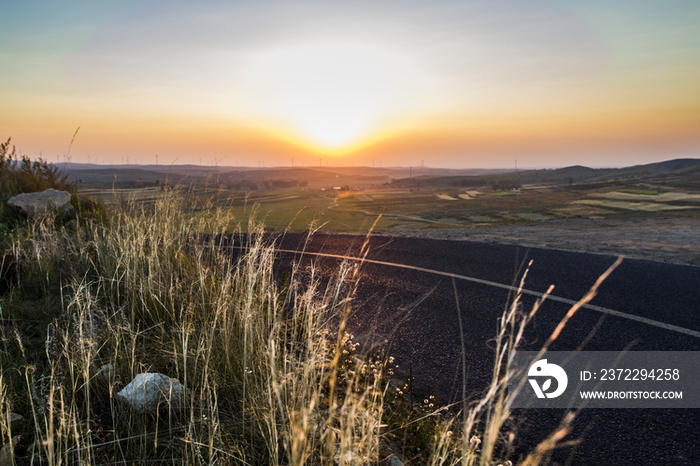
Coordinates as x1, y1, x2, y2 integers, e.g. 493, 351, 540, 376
271, 179, 298, 188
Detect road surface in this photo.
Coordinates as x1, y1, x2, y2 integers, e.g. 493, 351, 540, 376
231, 232, 700, 464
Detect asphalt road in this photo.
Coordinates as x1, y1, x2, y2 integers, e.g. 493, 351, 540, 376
233, 232, 700, 465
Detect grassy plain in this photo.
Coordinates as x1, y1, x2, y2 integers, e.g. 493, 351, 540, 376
76, 171, 700, 234
65, 158, 700, 234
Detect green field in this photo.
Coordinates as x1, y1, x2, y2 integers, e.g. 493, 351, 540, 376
78, 180, 700, 234
618, 188, 659, 195
72, 161, 700, 234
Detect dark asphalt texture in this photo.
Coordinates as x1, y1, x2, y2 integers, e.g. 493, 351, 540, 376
231, 232, 700, 465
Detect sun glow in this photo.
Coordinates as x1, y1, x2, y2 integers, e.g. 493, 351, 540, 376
239, 42, 431, 153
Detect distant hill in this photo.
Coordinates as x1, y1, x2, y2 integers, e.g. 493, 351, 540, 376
390, 158, 700, 189
62, 164, 517, 189
66, 168, 183, 188
62, 158, 700, 190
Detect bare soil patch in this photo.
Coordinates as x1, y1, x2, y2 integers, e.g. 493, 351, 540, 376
379, 216, 700, 266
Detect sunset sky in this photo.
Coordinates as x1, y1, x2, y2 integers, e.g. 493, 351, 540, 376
2, 0, 699, 168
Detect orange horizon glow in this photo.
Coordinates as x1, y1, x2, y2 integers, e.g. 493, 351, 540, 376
4, 103, 698, 168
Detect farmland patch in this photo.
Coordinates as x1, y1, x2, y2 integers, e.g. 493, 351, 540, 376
574, 200, 694, 211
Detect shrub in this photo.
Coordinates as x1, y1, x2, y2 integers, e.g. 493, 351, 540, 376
0, 137, 75, 198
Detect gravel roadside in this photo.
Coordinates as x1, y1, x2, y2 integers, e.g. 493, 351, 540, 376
339, 216, 700, 266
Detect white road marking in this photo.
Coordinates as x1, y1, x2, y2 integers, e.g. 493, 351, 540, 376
276, 249, 700, 338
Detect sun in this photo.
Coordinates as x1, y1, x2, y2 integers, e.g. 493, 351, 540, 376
240, 42, 429, 152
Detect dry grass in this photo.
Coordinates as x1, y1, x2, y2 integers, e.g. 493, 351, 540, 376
0, 188, 612, 465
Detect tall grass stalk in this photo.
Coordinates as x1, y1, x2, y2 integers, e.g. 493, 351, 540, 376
428, 258, 621, 466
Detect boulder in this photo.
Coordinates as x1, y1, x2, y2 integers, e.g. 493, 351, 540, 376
116, 373, 185, 412
7, 189, 72, 216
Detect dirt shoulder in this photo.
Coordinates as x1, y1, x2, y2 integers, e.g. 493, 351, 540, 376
371, 216, 700, 267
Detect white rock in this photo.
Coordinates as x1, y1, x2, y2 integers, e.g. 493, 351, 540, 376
7, 189, 71, 216
384, 454, 405, 466
116, 373, 185, 412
